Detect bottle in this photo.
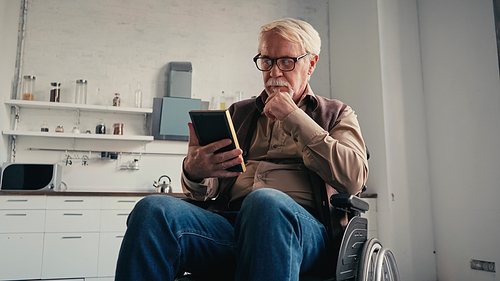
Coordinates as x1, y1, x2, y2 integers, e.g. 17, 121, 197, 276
220, 91, 226, 110
134, 82, 143, 108
50, 82, 61, 102
22, 75, 35, 100
113, 123, 124, 135
75, 79, 88, 104
40, 121, 49, 132
55, 125, 64, 133
96, 119, 106, 134
113, 93, 121, 106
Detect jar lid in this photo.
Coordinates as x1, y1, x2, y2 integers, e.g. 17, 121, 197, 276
23, 75, 36, 79
51, 82, 61, 86
76, 79, 87, 83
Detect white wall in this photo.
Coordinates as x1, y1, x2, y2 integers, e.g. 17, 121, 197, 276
419, 0, 500, 280
0, 0, 331, 192
331, 0, 500, 280
330, 0, 436, 279
0, 0, 21, 164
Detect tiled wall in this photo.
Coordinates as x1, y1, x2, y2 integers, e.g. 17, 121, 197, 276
7, 0, 330, 192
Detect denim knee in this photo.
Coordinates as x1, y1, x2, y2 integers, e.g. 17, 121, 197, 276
127, 195, 181, 226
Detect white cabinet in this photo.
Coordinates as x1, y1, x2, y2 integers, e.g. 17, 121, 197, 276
0, 196, 46, 281
98, 197, 142, 278
0, 194, 144, 281
42, 197, 102, 279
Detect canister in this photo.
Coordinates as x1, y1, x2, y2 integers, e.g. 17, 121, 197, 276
22, 75, 35, 100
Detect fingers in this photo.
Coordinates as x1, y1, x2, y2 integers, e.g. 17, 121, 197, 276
187, 122, 199, 146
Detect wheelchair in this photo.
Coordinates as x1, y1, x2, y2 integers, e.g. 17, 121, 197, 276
175, 191, 399, 281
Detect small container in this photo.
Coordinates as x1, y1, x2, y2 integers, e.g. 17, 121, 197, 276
22, 75, 35, 100
50, 82, 61, 102
55, 125, 64, 133
113, 93, 121, 106
235, 91, 243, 102
113, 123, 123, 135
96, 119, 106, 134
134, 83, 142, 108
85, 130, 91, 134
72, 127, 80, 134
220, 91, 226, 109
75, 79, 88, 104
40, 121, 49, 132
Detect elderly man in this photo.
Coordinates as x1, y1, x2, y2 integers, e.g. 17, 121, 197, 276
115, 18, 368, 281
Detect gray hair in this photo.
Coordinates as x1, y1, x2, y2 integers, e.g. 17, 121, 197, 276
258, 18, 321, 56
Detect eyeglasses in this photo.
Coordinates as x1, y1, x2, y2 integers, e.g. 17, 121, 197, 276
253, 53, 309, 72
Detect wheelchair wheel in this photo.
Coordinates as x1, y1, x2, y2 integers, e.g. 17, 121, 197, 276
374, 248, 400, 281
358, 238, 382, 281
357, 238, 400, 281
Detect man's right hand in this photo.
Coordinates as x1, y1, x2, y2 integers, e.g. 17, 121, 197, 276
183, 122, 243, 182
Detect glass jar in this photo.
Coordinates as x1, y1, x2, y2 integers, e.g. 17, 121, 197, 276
113, 93, 121, 106
113, 123, 123, 135
22, 75, 35, 100
50, 82, 61, 102
75, 79, 88, 104
40, 121, 49, 132
55, 125, 64, 133
96, 119, 106, 134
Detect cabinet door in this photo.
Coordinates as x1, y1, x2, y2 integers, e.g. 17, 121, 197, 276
46, 196, 101, 210
45, 210, 100, 233
42, 232, 99, 279
0, 233, 44, 280
98, 232, 125, 277
0, 196, 46, 209
0, 209, 45, 233
100, 210, 130, 232
101, 197, 143, 211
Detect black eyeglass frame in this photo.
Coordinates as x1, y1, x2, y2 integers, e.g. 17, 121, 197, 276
253, 53, 309, 72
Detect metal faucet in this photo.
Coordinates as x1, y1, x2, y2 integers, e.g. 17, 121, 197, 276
153, 175, 172, 193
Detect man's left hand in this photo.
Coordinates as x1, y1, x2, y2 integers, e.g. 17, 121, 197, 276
263, 91, 298, 121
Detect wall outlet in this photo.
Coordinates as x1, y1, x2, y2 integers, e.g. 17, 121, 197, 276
470, 259, 495, 273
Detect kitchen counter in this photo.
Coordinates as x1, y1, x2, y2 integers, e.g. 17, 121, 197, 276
0, 190, 186, 197
0, 190, 376, 198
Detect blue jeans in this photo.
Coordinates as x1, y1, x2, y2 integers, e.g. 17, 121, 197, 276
115, 188, 332, 281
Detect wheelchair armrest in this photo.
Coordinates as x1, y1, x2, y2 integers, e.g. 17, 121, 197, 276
330, 193, 369, 213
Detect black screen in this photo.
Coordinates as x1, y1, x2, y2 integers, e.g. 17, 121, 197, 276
1, 164, 54, 190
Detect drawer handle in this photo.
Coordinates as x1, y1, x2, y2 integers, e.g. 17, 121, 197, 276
6, 199, 28, 202
117, 213, 129, 216
63, 213, 83, 216
5, 213, 27, 216
116, 236, 125, 238
62, 236, 82, 239
64, 200, 84, 202
117, 200, 136, 203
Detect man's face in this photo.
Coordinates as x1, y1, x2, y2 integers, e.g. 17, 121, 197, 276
260, 32, 317, 103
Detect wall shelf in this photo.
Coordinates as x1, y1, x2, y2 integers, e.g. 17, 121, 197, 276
4, 99, 153, 114
3, 130, 154, 141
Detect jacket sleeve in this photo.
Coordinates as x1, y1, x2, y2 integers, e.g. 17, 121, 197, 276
281, 106, 368, 195
181, 159, 220, 201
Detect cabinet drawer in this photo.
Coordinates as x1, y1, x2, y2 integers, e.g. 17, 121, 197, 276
0, 210, 45, 233
45, 210, 100, 232
98, 232, 125, 277
0, 196, 46, 209
46, 196, 101, 210
0, 233, 44, 280
100, 210, 130, 232
101, 196, 143, 211
42, 232, 99, 279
